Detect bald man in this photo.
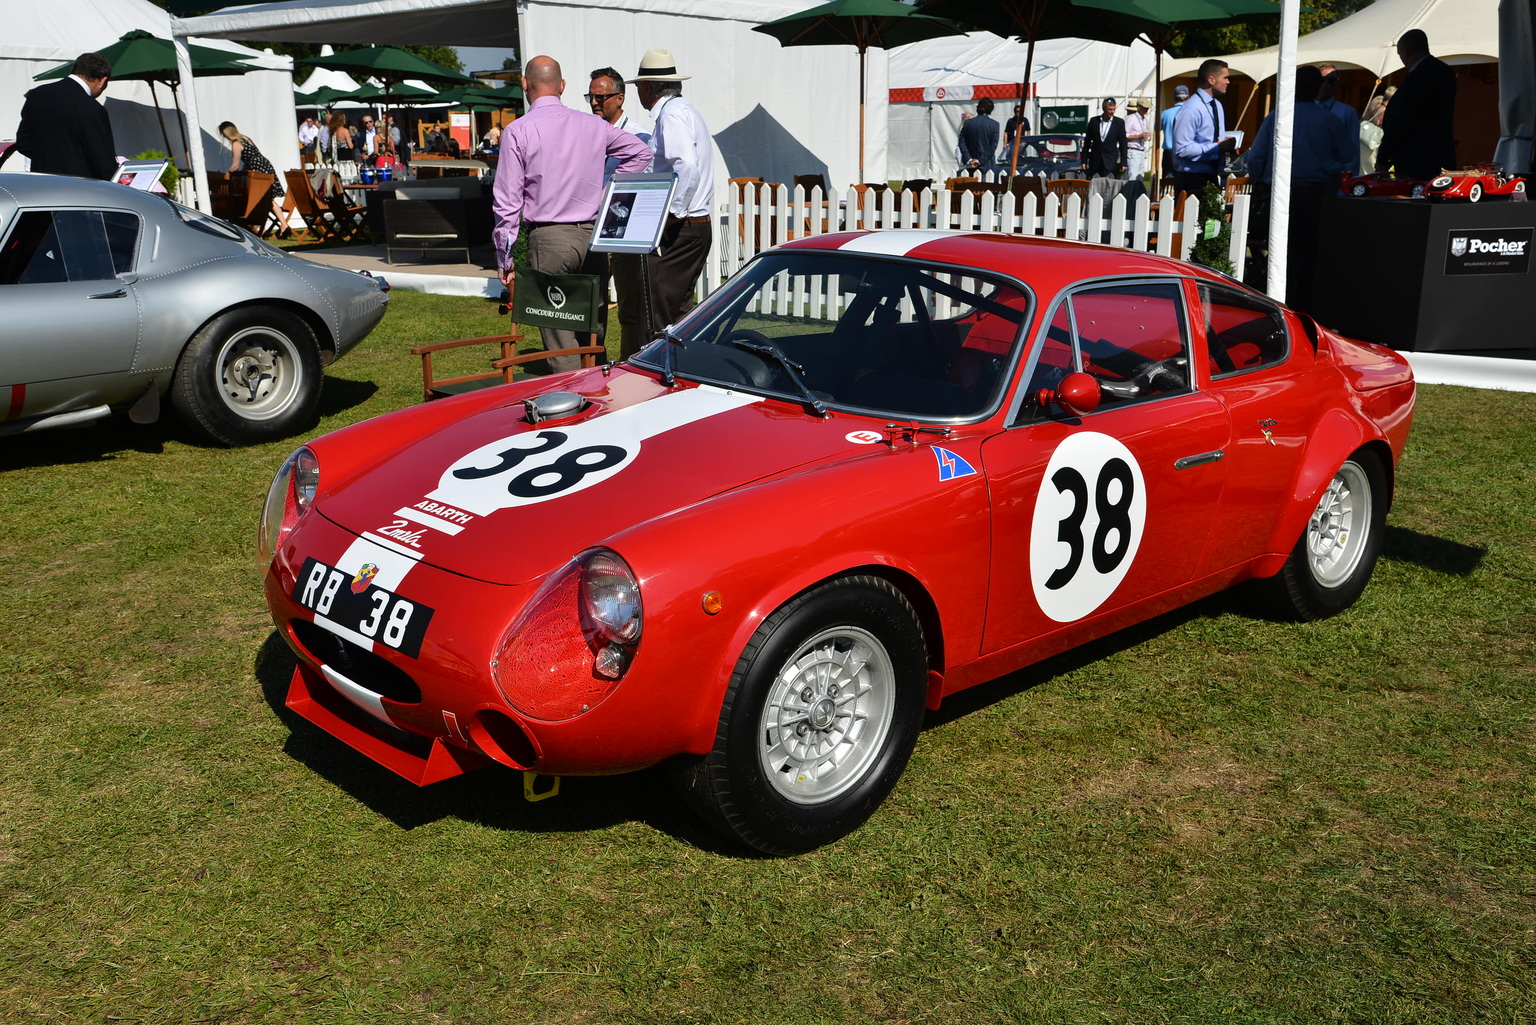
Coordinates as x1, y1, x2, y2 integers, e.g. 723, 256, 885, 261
493, 55, 652, 370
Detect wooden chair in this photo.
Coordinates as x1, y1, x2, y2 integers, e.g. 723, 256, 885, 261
283, 169, 364, 243
207, 171, 279, 235
410, 335, 606, 401
793, 173, 827, 195
1224, 175, 1251, 204
1010, 175, 1046, 202
944, 175, 979, 191
1046, 178, 1091, 201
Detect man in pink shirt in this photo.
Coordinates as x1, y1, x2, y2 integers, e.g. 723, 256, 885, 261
494, 55, 652, 369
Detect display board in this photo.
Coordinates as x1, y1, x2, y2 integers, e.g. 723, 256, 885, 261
589, 172, 678, 256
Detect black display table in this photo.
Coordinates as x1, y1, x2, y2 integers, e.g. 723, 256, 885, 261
1310, 195, 1536, 354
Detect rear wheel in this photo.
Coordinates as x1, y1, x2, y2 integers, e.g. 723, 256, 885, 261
1468, 182, 1484, 203
1266, 451, 1388, 620
1350, 182, 1369, 197
673, 576, 928, 855
172, 306, 321, 446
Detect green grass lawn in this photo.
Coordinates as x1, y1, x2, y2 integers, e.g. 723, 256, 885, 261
1, 292, 1532, 1024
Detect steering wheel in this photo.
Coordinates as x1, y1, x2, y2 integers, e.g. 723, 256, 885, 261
724, 328, 774, 350
1129, 354, 1189, 394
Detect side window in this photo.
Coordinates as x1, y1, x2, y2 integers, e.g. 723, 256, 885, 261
1200, 283, 1288, 376
1070, 282, 1190, 408
0, 210, 139, 285
1021, 301, 1076, 413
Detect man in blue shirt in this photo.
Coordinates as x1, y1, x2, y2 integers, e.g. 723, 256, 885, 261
1159, 84, 1188, 180
1246, 65, 1354, 313
1317, 65, 1361, 174
1171, 60, 1237, 195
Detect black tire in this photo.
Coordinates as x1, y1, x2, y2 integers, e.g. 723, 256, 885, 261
171, 306, 322, 446
1266, 450, 1388, 621
673, 575, 928, 855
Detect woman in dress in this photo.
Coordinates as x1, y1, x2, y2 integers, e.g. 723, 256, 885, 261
327, 111, 356, 162
219, 120, 289, 234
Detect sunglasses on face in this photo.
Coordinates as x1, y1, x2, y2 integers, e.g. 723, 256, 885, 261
584, 92, 620, 104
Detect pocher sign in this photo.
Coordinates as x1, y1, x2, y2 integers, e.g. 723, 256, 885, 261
512, 266, 603, 332
1444, 228, 1534, 276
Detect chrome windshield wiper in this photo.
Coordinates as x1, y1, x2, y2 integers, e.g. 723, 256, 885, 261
732, 339, 829, 418
660, 324, 685, 388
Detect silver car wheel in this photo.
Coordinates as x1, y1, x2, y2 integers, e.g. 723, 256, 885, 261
216, 326, 304, 421
757, 625, 896, 805
1306, 461, 1373, 589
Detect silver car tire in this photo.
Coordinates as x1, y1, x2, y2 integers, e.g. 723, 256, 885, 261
1351, 183, 1368, 197
172, 307, 322, 446
1268, 451, 1388, 621
672, 575, 927, 855
1468, 182, 1483, 203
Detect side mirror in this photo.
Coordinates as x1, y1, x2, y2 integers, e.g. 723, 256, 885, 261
1037, 371, 1100, 418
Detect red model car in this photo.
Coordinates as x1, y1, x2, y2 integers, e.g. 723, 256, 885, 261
1341, 172, 1427, 198
260, 231, 1416, 854
1425, 167, 1527, 202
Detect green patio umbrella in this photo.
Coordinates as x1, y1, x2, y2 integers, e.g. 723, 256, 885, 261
753, 0, 967, 182
294, 84, 358, 109
918, 0, 1170, 175
34, 29, 258, 165
303, 47, 480, 152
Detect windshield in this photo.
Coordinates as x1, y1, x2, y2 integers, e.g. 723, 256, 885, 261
633, 251, 1031, 420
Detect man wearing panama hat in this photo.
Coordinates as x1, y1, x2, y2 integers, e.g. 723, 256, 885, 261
633, 49, 715, 333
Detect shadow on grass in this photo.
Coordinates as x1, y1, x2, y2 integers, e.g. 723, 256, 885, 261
253, 632, 743, 856
316, 375, 381, 419
0, 416, 181, 469
923, 595, 1223, 730
1381, 525, 1486, 576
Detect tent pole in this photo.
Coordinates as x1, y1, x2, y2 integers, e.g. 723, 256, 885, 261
859, 47, 867, 183
1009, 33, 1037, 178
171, 26, 212, 213
148, 80, 177, 163
168, 81, 194, 170
1268, 0, 1302, 304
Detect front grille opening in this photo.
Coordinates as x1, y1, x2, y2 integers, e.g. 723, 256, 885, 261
290, 620, 424, 704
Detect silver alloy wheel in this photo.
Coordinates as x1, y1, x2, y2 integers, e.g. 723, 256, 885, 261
216, 325, 303, 421
757, 625, 896, 804
1351, 183, 1368, 196
1307, 461, 1373, 589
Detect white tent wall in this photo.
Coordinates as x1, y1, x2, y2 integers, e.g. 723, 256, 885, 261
520, 0, 884, 192
1, 0, 297, 179
886, 34, 1156, 182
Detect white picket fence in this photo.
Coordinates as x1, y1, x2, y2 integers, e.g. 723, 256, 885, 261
698, 184, 1252, 300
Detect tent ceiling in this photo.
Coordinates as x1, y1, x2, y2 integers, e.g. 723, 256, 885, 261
175, 0, 518, 46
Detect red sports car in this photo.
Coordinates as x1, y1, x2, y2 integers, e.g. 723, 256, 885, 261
1341, 172, 1427, 198
1425, 167, 1527, 202
260, 231, 1416, 854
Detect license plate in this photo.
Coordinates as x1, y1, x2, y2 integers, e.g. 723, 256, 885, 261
292, 557, 435, 658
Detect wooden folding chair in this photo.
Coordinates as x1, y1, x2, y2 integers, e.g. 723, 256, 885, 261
283, 168, 362, 242
410, 334, 606, 402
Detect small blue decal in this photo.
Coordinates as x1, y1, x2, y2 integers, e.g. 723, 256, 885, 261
933, 446, 977, 482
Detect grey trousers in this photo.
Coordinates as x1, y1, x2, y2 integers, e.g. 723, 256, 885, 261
527, 221, 605, 372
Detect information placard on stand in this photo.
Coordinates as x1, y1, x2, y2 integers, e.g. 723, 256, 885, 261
589, 172, 677, 255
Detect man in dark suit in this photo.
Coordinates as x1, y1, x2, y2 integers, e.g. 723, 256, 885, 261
1081, 97, 1128, 179
958, 97, 1000, 174
1378, 29, 1457, 180
14, 53, 116, 180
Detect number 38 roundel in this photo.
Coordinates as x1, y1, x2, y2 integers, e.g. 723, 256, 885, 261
1029, 432, 1147, 623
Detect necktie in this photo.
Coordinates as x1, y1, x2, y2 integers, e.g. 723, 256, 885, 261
1210, 99, 1221, 141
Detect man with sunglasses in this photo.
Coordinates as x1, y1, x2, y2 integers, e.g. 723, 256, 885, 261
588, 67, 653, 359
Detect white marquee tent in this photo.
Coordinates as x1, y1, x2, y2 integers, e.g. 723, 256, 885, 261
174, 0, 888, 211
1156, 0, 1499, 85
2, 0, 299, 180
887, 32, 1157, 181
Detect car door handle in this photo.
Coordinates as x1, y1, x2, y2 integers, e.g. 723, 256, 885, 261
87, 288, 127, 299
1174, 449, 1224, 470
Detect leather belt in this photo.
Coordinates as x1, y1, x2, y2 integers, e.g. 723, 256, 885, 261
525, 219, 595, 231
681, 215, 710, 224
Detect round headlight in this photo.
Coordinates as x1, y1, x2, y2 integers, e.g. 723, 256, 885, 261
1431, 176, 1454, 189
258, 446, 319, 564
580, 551, 643, 644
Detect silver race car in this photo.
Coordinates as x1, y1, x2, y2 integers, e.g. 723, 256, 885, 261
1, 174, 389, 446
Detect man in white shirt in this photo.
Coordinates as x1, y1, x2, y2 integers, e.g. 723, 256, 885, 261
1124, 98, 1150, 182
633, 49, 715, 334
298, 116, 321, 160
590, 66, 654, 359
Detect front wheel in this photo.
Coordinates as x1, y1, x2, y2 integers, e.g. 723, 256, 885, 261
1266, 451, 1388, 620
1350, 183, 1369, 197
672, 576, 928, 855
172, 306, 322, 446
1468, 182, 1483, 203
